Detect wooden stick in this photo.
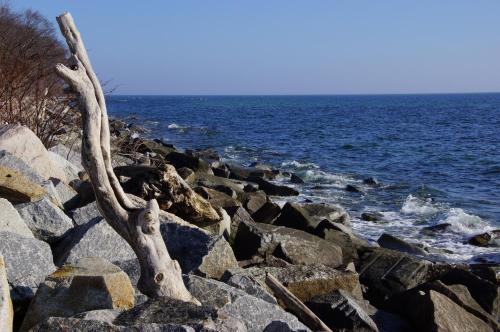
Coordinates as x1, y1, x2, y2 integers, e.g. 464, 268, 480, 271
265, 273, 333, 332
55, 12, 197, 303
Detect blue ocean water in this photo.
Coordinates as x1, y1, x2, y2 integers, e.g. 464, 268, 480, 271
107, 94, 500, 263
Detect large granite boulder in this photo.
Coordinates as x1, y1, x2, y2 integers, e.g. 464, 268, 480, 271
355, 247, 434, 306
387, 289, 492, 332
57, 202, 238, 279
247, 177, 298, 196
0, 232, 56, 304
51, 179, 78, 210
388, 280, 499, 330
53, 218, 136, 266
16, 198, 74, 243
232, 218, 343, 267
377, 233, 428, 256
21, 257, 135, 331
0, 125, 67, 182
223, 264, 362, 302
164, 151, 213, 174
47, 151, 81, 182
439, 268, 499, 321
49, 143, 83, 170
0, 256, 13, 332
0, 151, 52, 204
0, 198, 34, 238
305, 290, 378, 332
113, 297, 244, 332
274, 202, 350, 233
186, 275, 309, 332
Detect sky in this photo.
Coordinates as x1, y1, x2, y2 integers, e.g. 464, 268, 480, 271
9, 1, 500, 95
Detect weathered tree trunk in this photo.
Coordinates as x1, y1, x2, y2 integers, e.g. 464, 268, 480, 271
55, 12, 197, 303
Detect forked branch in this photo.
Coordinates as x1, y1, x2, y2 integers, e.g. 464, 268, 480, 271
55, 12, 197, 303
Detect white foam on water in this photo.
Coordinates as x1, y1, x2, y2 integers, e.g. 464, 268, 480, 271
167, 123, 181, 129
281, 160, 320, 170
441, 208, 493, 236
401, 195, 440, 215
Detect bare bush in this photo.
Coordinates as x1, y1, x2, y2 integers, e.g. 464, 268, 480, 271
0, 4, 78, 147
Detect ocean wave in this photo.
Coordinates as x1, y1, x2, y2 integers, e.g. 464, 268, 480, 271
281, 160, 319, 170
441, 208, 492, 236
401, 195, 440, 216
167, 123, 186, 129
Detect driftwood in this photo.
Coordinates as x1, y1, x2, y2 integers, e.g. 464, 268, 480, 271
265, 273, 333, 332
55, 12, 197, 303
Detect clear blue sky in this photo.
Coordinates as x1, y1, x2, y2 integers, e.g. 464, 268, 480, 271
11, 1, 500, 95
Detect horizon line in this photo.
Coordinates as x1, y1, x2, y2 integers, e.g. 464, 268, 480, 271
108, 91, 500, 97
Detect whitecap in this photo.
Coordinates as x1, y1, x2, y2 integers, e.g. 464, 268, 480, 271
441, 208, 492, 236
401, 195, 439, 216
281, 160, 319, 170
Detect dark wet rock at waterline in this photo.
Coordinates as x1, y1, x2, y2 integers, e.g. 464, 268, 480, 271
363, 177, 379, 186
361, 211, 384, 222
290, 173, 304, 184
247, 176, 299, 196
422, 223, 452, 234
345, 184, 364, 193
468, 230, 500, 247
377, 233, 429, 256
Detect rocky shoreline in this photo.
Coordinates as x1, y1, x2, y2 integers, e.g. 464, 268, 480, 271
0, 118, 498, 331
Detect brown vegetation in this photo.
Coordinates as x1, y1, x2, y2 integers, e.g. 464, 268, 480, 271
0, 4, 77, 147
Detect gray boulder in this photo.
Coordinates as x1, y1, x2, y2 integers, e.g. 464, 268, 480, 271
274, 202, 350, 233
224, 274, 277, 304
223, 264, 362, 302
355, 247, 433, 306
0, 198, 34, 238
232, 218, 343, 268
186, 275, 309, 332
0, 232, 55, 303
387, 289, 492, 332
16, 198, 74, 243
57, 202, 238, 279
305, 289, 378, 332
377, 233, 428, 256
247, 177, 298, 196
21, 257, 135, 331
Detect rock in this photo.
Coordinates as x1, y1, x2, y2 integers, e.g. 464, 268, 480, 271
439, 268, 499, 320
177, 167, 195, 180
213, 164, 230, 178
0, 232, 55, 305
263, 320, 307, 332
470, 264, 500, 284
468, 231, 499, 247
223, 264, 362, 302
397, 280, 499, 330
51, 179, 78, 210
274, 202, 350, 233
247, 177, 299, 196
49, 143, 83, 170
252, 201, 282, 224
355, 247, 433, 306
363, 177, 379, 186
20, 257, 135, 331
387, 289, 493, 332
161, 217, 238, 279
224, 274, 277, 304
53, 218, 136, 266
136, 138, 176, 157
0, 198, 34, 238
29, 317, 122, 331
0, 256, 13, 332
115, 164, 222, 233
361, 212, 384, 222
193, 173, 247, 194
58, 202, 238, 279
187, 148, 221, 162
0, 125, 67, 181
305, 290, 378, 332
421, 223, 452, 234
290, 174, 304, 184
164, 151, 213, 174
0, 150, 50, 204
240, 190, 267, 215
186, 275, 308, 332
194, 186, 241, 210
113, 297, 220, 330
377, 233, 428, 256
226, 163, 271, 181
345, 184, 364, 193
225, 206, 255, 244
72, 309, 122, 323
232, 219, 343, 267
47, 150, 80, 182
16, 198, 74, 243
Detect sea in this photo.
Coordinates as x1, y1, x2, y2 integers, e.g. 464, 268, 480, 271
107, 93, 500, 264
